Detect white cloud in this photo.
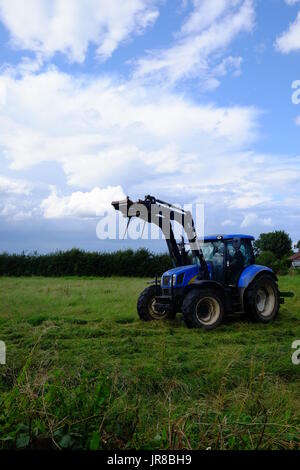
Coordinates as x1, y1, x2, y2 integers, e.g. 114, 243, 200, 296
0, 175, 36, 220
0, 66, 299, 234
0, 0, 159, 63
0, 1, 298, 243
230, 193, 272, 210
275, 5, 300, 53
221, 219, 234, 227
0, 49, 298, 236
134, 0, 255, 85
240, 213, 272, 229
0, 203, 34, 220
0, 68, 259, 190
0, 174, 31, 195
41, 185, 125, 219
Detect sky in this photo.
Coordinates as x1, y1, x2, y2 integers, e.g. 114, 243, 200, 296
0, 0, 299, 253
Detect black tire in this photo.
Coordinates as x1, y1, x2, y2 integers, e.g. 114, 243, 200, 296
244, 274, 279, 323
182, 289, 225, 330
137, 285, 176, 322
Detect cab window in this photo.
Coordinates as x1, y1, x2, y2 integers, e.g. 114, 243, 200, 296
226, 238, 254, 284
227, 239, 254, 268
201, 241, 225, 282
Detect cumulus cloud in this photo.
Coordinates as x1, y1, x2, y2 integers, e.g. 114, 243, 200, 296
134, 0, 255, 86
0, 175, 35, 220
240, 213, 272, 229
0, 0, 159, 63
0, 65, 299, 234
41, 185, 125, 219
230, 193, 272, 210
221, 219, 234, 227
0, 203, 35, 220
0, 2, 299, 237
0, 68, 259, 190
0, 175, 31, 195
275, 1, 300, 53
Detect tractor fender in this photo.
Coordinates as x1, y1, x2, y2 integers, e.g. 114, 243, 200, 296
238, 265, 277, 289
238, 265, 278, 309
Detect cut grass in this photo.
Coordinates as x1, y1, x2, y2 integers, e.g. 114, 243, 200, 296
0, 275, 299, 450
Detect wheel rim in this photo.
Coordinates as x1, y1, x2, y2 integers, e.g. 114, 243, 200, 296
256, 285, 276, 318
195, 297, 220, 326
148, 298, 168, 320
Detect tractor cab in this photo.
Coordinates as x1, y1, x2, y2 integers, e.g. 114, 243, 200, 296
161, 235, 256, 291
198, 235, 255, 286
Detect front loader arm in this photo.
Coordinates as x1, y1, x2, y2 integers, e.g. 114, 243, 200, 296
112, 196, 182, 266
112, 195, 209, 276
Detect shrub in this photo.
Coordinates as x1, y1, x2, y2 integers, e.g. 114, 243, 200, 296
256, 251, 277, 270
0, 249, 173, 278
272, 257, 291, 276
256, 251, 291, 275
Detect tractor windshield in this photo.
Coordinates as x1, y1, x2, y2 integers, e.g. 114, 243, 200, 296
195, 241, 225, 282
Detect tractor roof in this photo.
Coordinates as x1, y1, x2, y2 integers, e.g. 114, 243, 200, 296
204, 234, 255, 242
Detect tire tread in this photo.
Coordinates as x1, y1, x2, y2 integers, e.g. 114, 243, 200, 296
182, 288, 225, 330
137, 285, 175, 322
244, 274, 279, 323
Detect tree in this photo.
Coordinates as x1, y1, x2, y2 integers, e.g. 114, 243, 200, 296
255, 251, 277, 270
297, 240, 300, 250
254, 230, 292, 259
256, 250, 290, 275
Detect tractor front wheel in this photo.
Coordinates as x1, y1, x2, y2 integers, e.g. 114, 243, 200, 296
244, 274, 279, 323
137, 285, 176, 322
182, 289, 225, 330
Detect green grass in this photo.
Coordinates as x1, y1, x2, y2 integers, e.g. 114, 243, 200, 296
0, 275, 299, 450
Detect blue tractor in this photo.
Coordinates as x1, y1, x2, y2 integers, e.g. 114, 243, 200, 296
112, 195, 286, 330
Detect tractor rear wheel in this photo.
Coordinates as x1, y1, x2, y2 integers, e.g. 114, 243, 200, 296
244, 274, 279, 323
137, 285, 176, 322
182, 289, 225, 330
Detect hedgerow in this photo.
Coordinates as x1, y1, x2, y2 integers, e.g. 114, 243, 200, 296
0, 249, 172, 278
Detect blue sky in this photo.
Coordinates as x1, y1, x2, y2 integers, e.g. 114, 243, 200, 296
0, 0, 299, 253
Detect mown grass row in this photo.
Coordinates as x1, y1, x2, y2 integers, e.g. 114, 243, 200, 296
0, 276, 299, 450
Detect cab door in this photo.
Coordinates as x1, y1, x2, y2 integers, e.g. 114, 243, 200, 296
226, 238, 254, 286
209, 241, 226, 283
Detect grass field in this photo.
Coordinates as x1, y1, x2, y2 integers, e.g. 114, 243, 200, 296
0, 275, 299, 450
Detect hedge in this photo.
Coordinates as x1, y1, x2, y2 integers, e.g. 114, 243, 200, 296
0, 249, 173, 278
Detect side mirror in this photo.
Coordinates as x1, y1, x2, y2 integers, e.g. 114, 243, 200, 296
232, 237, 242, 250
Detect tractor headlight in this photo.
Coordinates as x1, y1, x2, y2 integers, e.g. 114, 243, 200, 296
171, 273, 185, 286
162, 275, 171, 287
176, 273, 185, 285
